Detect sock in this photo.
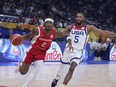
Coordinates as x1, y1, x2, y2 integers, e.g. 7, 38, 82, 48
54, 63, 66, 80
62, 84, 67, 87
22, 60, 43, 87
55, 75, 60, 80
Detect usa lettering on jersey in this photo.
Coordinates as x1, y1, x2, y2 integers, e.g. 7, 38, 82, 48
70, 24, 88, 50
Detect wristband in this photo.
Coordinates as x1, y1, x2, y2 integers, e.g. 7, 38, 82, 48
67, 36, 71, 40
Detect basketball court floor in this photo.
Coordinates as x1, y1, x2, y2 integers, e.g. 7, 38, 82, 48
0, 61, 116, 87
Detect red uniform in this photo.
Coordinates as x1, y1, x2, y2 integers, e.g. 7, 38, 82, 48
24, 26, 56, 64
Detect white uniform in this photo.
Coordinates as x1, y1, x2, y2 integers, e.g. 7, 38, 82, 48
61, 23, 88, 64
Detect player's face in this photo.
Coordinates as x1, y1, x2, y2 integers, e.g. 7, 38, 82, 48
44, 21, 54, 31
76, 13, 84, 24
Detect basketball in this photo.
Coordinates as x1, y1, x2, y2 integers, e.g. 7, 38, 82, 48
10, 34, 23, 46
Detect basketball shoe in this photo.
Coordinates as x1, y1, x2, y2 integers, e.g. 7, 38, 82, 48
51, 79, 59, 87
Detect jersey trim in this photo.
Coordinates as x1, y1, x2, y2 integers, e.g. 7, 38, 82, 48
38, 27, 41, 37
60, 59, 70, 65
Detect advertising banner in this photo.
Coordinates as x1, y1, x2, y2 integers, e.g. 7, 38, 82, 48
110, 45, 116, 60
0, 39, 89, 62
1, 22, 36, 30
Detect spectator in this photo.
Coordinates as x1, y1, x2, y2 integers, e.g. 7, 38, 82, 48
101, 38, 112, 60
88, 38, 95, 50
93, 39, 101, 61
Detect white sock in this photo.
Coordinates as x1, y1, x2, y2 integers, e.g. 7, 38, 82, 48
55, 63, 66, 80
62, 84, 67, 87
22, 60, 43, 87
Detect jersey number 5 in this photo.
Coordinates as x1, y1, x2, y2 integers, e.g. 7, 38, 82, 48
74, 36, 79, 43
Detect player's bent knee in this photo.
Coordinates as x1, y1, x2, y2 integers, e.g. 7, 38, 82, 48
20, 70, 28, 75
19, 67, 28, 75
19, 62, 30, 75
69, 62, 77, 72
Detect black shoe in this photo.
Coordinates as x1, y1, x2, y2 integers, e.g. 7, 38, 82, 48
51, 79, 58, 87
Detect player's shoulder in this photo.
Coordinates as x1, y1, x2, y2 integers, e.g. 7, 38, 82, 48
87, 24, 97, 28
33, 27, 39, 31
50, 27, 57, 35
51, 27, 56, 32
38, 26, 44, 29
86, 24, 97, 31
31, 26, 40, 35
65, 24, 73, 30
52, 27, 56, 30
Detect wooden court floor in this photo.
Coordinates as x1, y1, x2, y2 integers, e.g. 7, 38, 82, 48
0, 62, 116, 87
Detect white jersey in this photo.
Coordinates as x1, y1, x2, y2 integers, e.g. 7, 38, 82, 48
69, 23, 88, 50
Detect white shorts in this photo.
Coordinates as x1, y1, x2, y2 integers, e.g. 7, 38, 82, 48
61, 47, 83, 65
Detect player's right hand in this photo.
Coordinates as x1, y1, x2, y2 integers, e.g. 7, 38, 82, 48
67, 45, 74, 52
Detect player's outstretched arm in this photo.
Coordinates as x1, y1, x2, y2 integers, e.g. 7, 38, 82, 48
87, 25, 106, 35
104, 30, 116, 38
88, 25, 116, 38
55, 25, 71, 38
22, 27, 39, 40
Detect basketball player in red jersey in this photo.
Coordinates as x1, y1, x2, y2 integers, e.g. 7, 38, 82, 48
51, 13, 116, 87
15, 18, 68, 87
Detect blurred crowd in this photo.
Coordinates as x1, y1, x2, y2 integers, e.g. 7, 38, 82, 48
0, 0, 115, 41
0, 0, 115, 30
87, 36, 116, 61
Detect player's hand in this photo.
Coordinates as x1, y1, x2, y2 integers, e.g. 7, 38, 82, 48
67, 45, 74, 52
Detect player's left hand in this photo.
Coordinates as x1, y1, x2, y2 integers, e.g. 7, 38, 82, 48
67, 45, 74, 52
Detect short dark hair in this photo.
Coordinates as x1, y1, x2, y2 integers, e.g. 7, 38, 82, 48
76, 12, 86, 17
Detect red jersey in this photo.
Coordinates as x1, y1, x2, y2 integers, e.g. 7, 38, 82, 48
31, 26, 56, 51
24, 26, 56, 64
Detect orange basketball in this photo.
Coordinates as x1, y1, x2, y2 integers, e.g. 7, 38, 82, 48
10, 34, 23, 46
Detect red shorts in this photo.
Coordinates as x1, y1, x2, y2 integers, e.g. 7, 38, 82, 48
24, 48, 46, 64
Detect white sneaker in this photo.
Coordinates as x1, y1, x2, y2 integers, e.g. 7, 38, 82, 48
22, 84, 26, 87
62, 84, 67, 87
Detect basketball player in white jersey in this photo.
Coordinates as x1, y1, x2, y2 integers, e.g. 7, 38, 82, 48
51, 12, 116, 87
